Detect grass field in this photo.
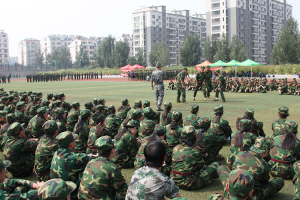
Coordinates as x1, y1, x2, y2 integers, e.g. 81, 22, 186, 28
3, 80, 300, 199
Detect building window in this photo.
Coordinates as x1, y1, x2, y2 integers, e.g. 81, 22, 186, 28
152, 15, 155, 18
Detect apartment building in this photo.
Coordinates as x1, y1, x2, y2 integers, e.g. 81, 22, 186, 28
132, 6, 207, 67
0, 30, 9, 64
18, 38, 40, 66
115, 34, 134, 57
206, 0, 292, 64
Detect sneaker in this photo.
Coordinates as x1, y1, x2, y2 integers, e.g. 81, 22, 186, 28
204, 98, 207, 101
177, 101, 181, 103
193, 97, 195, 101
213, 98, 218, 101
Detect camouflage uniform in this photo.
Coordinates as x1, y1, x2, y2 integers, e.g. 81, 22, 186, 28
34, 120, 59, 181
73, 109, 91, 153
15, 101, 31, 127
104, 105, 122, 136
193, 68, 204, 99
4, 122, 38, 177
214, 69, 226, 102
116, 99, 131, 120
0, 113, 15, 150
26, 107, 48, 138
210, 105, 232, 139
66, 102, 80, 132
139, 107, 157, 139
171, 126, 220, 190
166, 111, 182, 148
176, 70, 187, 103
78, 136, 128, 200
203, 67, 213, 99
151, 65, 166, 110
271, 106, 289, 139
159, 102, 173, 126
183, 105, 200, 129
293, 161, 300, 200
126, 100, 143, 118
38, 178, 76, 199
53, 108, 67, 133
86, 124, 112, 154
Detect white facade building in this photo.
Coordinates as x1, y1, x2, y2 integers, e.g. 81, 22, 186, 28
115, 34, 134, 57
18, 38, 40, 66
0, 30, 9, 64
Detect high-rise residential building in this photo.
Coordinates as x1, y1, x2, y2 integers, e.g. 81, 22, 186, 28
0, 30, 9, 64
132, 6, 206, 67
205, 0, 292, 64
18, 38, 40, 66
115, 34, 134, 57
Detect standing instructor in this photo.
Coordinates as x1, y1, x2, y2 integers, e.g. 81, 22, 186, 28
151, 63, 166, 111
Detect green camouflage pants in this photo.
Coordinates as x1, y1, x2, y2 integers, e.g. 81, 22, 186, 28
215, 87, 225, 101
154, 84, 164, 110
193, 80, 203, 98
8, 152, 35, 177
294, 177, 300, 200
269, 160, 294, 180
176, 83, 186, 102
203, 80, 212, 98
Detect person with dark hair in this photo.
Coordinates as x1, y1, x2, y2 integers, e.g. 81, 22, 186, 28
139, 107, 157, 139
84, 102, 94, 112
151, 63, 166, 111
271, 106, 289, 138
78, 136, 128, 199
28, 97, 41, 118
176, 68, 188, 103
183, 105, 200, 129
160, 102, 173, 126
74, 109, 91, 153
226, 119, 257, 169
269, 121, 300, 179
66, 102, 80, 132
41, 93, 53, 107
104, 105, 122, 137
53, 108, 67, 133
126, 141, 181, 199
15, 101, 30, 127
4, 95, 15, 114
0, 113, 16, 150
143, 100, 150, 108
113, 119, 140, 168
27, 107, 49, 138
171, 126, 220, 190
34, 120, 59, 181
126, 100, 143, 118
166, 111, 183, 148
58, 93, 71, 113
116, 98, 131, 120
210, 105, 232, 140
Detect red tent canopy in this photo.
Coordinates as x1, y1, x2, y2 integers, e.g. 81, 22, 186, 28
195, 60, 212, 70
120, 64, 132, 70
132, 64, 146, 69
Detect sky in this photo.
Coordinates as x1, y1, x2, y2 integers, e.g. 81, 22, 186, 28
1, 0, 299, 57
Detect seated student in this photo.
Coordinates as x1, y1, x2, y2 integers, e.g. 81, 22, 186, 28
139, 107, 157, 139
38, 178, 76, 200
126, 141, 181, 199
74, 109, 92, 153
182, 105, 200, 129
209, 169, 254, 200
160, 102, 173, 126
293, 161, 300, 200
0, 158, 43, 199
166, 111, 183, 148
78, 136, 128, 199
271, 106, 289, 139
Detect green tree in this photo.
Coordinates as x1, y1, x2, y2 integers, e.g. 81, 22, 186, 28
115, 40, 130, 67
75, 45, 90, 68
101, 35, 115, 68
34, 48, 44, 69
204, 36, 218, 62
148, 44, 158, 67
214, 33, 231, 62
50, 49, 60, 69
135, 48, 147, 66
229, 35, 247, 62
45, 53, 52, 69
58, 46, 72, 69
156, 42, 170, 67
93, 42, 104, 68
179, 33, 202, 66
128, 56, 137, 66
271, 17, 299, 64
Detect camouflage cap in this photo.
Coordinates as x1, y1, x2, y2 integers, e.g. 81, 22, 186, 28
107, 105, 115, 112
181, 126, 196, 140
278, 106, 289, 115
134, 100, 142, 107
293, 161, 300, 177
43, 120, 59, 135
93, 98, 99, 105
37, 107, 47, 115
131, 110, 143, 120
228, 169, 254, 198
154, 124, 166, 134
1, 97, 8, 102
250, 137, 271, 153
16, 101, 25, 110
7, 122, 22, 136
55, 100, 62, 107
95, 104, 105, 111
285, 121, 298, 133
190, 105, 199, 113
6, 113, 15, 123
143, 100, 150, 108
95, 136, 114, 153
72, 102, 80, 108
144, 107, 154, 118
172, 111, 182, 121
54, 108, 65, 116
58, 93, 65, 99
0, 157, 10, 171
198, 116, 211, 128
0, 111, 7, 118
37, 92, 42, 96
244, 108, 254, 117
80, 109, 91, 119
121, 98, 129, 106
126, 119, 140, 128
239, 119, 252, 130
163, 102, 172, 109
28, 91, 32, 95
84, 102, 93, 109
98, 98, 106, 105
47, 93, 53, 99
214, 105, 223, 114
8, 95, 14, 101
38, 178, 77, 200
91, 113, 102, 122
56, 131, 78, 147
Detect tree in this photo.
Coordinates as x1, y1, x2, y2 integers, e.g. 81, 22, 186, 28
128, 56, 137, 66
75, 45, 90, 68
135, 48, 147, 66
271, 17, 299, 64
34, 48, 44, 69
214, 33, 231, 62
115, 40, 130, 67
93, 42, 104, 68
204, 36, 218, 62
156, 42, 170, 67
229, 35, 247, 62
101, 35, 115, 68
50, 49, 60, 69
148, 44, 158, 67
179, 34, 202, 66
58, 46, 72, 69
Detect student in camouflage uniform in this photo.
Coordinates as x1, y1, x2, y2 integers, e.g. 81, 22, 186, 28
139, 107, 157, 139
166, 111, 183, 148
28, 97, 41, 118
119, 110, 143, 133
176, 68, 187, 103
126, 141, 180, 199
84, 101, 94, 112
0, 97, 8, 111
104, 105, 122, 136
116, 98, 131, 120
293, 161, 300, 200
271, 106, 289, 139
210, 105, 232, 139
193, 66, 205, 101
112, 119, 140, 168
160, 102, 172, 126
209, 168, 254, 200
171, 126, 221, 190
34, 120, 59, 181
15, 101, 30, 127
0, 111, 7, 128
143, 100, 150, 108
73, 109, 91, 153
66, 102, 80, 132
269, 121, 300, 179
151, 63, 166, 111
126, 100, 143, 118
38, 178, 76, 200
183, 105, 200, 129
78, 136, 128, 199
0, 113, 16, 150
41, 93, 53, 107
214, 69, 226, 102
27, 107, 48, 138
203, 66, 213, 100
53, 108, 67, 133
232, 137, 284, 199
4, 95, 15, 114
4, 122, 38, 177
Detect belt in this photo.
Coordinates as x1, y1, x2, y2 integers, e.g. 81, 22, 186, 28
138, 155, 145, 159
172, 170, 193, 176
87, 145, 96, 149
271, 157, 292, 165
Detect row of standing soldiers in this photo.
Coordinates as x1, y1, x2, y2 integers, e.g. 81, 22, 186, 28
132, 69, 184, 81
26, 72, 103, 82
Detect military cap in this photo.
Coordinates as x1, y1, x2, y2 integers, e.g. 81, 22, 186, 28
84, 102, 93, 109
244, 108, 254, 117
58, 93, 65, 99
143, 100, 150, 108
163, 102, 172, 110
257, 121, 263, 129
6, 113, 15, 123
285, 121, 298, 133
144, 107, 154, 118
95, 136, 114, 153
172, 111, 182, 121
72, 102, 80, 108
43, 120, 59, 135
3, 93, 8, 97
134, 100, 142, 107
107, 105, 115, 112
156, 63, 162, 67
37, 92, 42, 96
16, 101, 25, 110
32, 92, 37, 95
0, 88, 3, 91
278, 106, 289, 115
56, 131, 78, 147
80, 109, 91, 119
7, 122, 22, 136
131, 110, 143, 120
34, 97, 41, 102
214, 105, 223, 114
126, 119, 140, 128
190, 105, 199, 113
228, 169, 254, 198
56, 100, 62, 107
54, 108, 65, 116
0, 111, 7, 118
1, 97, 8, 102
38, 178, 77, 200
182, 126, 196, 140
183, 68, 188, 71
121, 98, 129, 106
47, 93, 53, 99
93, 98, 99, 105
28, 91, 32, 96
0, 157, 10, 171
198, 116, 211, 128
95, 104, 105, 111
239, 119, 252, 130
37, 107, 47, 114
8, 95, 14, 101
91, 113, 102, 123
154, 124, 166, 134
98, 98, 106, 105
9, 91, 13, 94
250, 137, 271, 153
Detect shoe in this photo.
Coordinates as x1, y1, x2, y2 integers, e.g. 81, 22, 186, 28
213, 98, 218, 101
157, 108, 163, 111
182, 101, 186, 103
193, 97, 195, 101
204, 98, 207, 101
177, 101, 181, 103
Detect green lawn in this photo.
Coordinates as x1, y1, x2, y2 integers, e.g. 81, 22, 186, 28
3, 80, 300, 199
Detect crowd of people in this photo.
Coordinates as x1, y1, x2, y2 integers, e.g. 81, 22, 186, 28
26, 72, 103, 82
0, 88, 298, 199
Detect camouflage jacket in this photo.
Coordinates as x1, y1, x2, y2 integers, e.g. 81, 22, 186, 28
126, 108, 143, 119
151, 69, 166, 85
116, 105, 131, 120
74, 120, 90, 153
104, 114, 122, 136
195, 72, 204, 83
41, 99, 50, 107
27, 115, 47, 138
183, 114, 200, 129
50, 148, 92, 186
160, 112, 172, 126
139, 118, 157, 139
0, 103, 5, 111
210, 117, 232, 138
195, 130, 226, 154
4, 104, 15, 114
176, 71, 185, 83
86, 125, 112, 154
208, 194, 239, 200
55, 119, 66, 133
166, 124, 182, 147
126, 166, 179, 200
66, 108, 80, 125
271, 118, 287, 138
15, 110, 31, 126
29, 104, 41, 117
78, 156, 128, 200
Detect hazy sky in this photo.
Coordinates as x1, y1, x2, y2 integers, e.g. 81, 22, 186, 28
1, 0, 299, 57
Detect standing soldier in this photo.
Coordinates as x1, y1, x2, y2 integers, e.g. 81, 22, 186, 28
214, 69, 226, 102
203, 66, 213, 101
151, 63, 166, 111
193, 66, 205, 101
176, 68, 188, 103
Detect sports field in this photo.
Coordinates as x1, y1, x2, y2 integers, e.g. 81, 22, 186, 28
3, 80, 300, 199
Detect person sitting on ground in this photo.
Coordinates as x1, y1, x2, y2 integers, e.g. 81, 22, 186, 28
160, 102, 173, 126
183, 105, 200, 129
271, 106, 289, 139
166, 111, 183, 148
73, 109, 91, 153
